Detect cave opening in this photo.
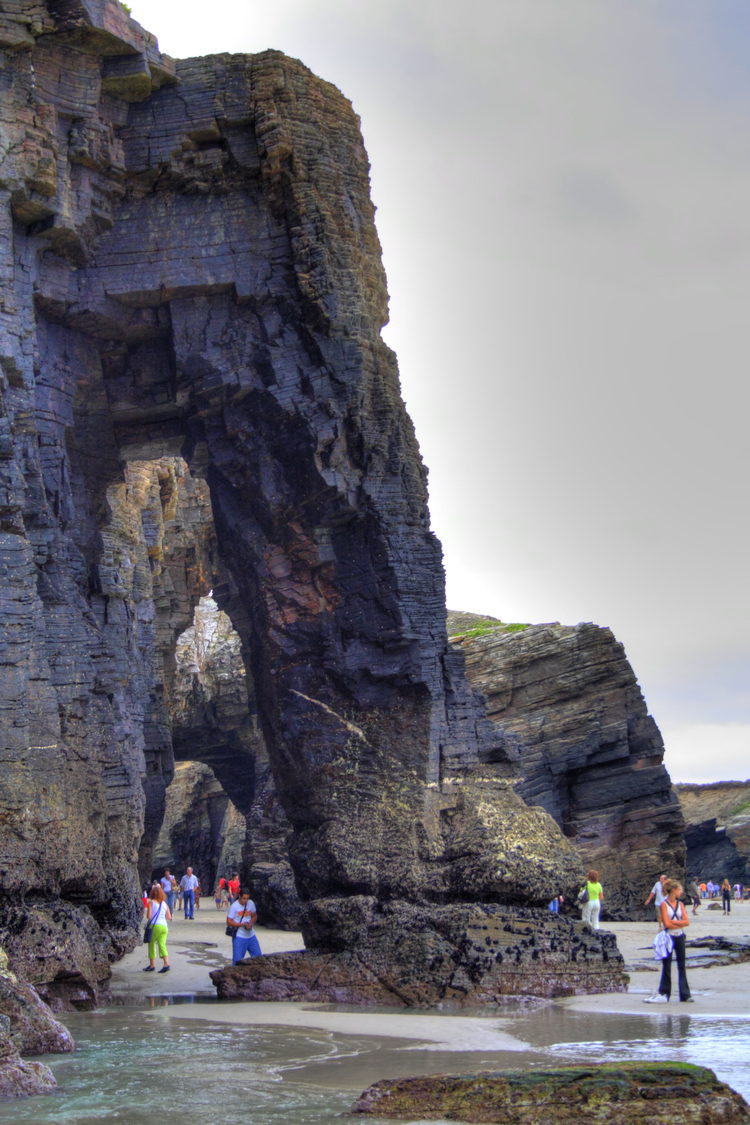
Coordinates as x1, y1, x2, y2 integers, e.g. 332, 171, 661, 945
100, 452, 265, 893
96, 451, 296, 919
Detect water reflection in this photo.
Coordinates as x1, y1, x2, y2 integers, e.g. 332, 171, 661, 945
517, 1008, 750, 1102
0, 1003, 747, 1122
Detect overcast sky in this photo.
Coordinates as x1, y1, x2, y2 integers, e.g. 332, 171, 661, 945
126, 0, 749, 784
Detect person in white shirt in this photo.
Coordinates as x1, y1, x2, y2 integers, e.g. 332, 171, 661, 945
226, 892, 262, 964
644, 873, 667, 928
143, 884, 172, 973
180, 867, 199, 919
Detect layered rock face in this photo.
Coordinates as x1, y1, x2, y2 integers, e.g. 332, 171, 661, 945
677, 782, 750, 885
0, 0, 625, 1010
450, 617, 686, 918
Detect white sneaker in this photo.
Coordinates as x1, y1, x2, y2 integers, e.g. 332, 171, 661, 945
644, 993, 668, 1003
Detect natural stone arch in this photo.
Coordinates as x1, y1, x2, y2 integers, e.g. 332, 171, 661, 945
150, 760, 245, 901
70, 52, 498, 937
0, 4, 625, 1004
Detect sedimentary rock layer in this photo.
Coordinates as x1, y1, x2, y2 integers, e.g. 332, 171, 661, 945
450, 617, 685, 917
0, 0, 623, 1008
677, 782, 750, 886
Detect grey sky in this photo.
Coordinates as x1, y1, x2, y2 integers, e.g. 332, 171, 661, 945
126, 0, 750, 783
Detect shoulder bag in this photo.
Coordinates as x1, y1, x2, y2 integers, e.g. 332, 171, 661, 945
143, 905, 159, 944
226, 905, 248, 938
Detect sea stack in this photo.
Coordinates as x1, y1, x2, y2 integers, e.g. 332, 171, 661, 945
1, 0, 625, 1011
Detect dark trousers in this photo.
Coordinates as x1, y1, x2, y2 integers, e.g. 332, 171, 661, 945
722, 891, 731, 913
658, 933, 690, 1001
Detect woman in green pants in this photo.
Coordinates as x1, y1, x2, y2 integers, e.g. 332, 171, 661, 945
144, 884, 172, 974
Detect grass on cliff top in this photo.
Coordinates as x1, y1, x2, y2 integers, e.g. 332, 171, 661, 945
446, 611, 530, 642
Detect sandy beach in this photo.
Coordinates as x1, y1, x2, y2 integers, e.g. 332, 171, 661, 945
111, 902, 750, 1042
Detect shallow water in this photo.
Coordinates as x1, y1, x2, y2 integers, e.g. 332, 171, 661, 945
1, 999, 749, 1123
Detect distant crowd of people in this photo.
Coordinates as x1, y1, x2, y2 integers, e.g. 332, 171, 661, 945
142, 867, 263, 973
689, 878, 746, 909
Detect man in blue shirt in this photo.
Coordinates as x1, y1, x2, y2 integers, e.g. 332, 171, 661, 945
180, 867, 199, 919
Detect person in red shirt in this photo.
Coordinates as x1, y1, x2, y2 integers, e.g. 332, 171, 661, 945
228, 873, 240, 902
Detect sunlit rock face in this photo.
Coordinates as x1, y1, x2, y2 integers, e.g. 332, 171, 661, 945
450, 616, 686, 918
0, 0, 625, 1005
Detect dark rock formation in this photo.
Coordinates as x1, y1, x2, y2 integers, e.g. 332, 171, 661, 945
211, 903, 625, 1005
351, 1063, 750, 1123
686, 935, 750, 967
677, 782, 750, 885
0, 947, 73, 1054
0, 1021, 57, 1100
0, 0, 623, 1006
0, 946, 70, 1098
449, 616, 685, 918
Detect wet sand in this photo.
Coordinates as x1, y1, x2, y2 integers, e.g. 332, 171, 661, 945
112, 901, 750, 1042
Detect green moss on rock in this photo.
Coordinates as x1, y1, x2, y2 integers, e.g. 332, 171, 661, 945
351, 1062, 750, 1122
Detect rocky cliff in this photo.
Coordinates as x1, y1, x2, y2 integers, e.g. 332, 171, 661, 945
676, 782, 750, 885
449, 615, 685, 917
0, 0, 625, 1021
151, 760, 245, 894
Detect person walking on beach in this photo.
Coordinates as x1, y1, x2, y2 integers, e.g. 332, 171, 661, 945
721, 878, 732, 914
580, 870, 604, 930
226, 891, 262, 964
143, 884, 171, 974
160, 868, 176, 912
180, 867, 199, 919
644, 873, 667, 928
645, 878, 691, 1003
228, 872, 240, 902
688, 878, 702, 916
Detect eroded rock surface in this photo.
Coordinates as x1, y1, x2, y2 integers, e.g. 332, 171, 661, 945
151, 760, 244, 895
0, 947, 73, 1054
351, 1063, 750, 1123
0, 946, 69, 1098
450, 616, 685, 918
0, 1021, 57, 1100
1, 0, 623, 1004
677, 782, 750, 885
211, 903, 625, 1005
